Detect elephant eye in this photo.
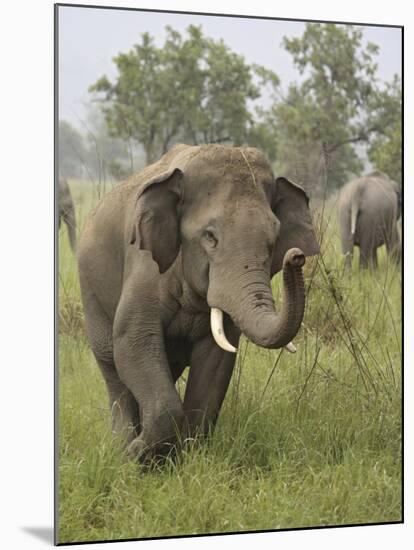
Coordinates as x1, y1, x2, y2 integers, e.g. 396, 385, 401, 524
204, 228, 218, 247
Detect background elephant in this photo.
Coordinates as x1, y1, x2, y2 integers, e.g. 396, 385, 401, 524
337, 171, 401, 269
78, 144, 319, 460
58, 177, 77, 251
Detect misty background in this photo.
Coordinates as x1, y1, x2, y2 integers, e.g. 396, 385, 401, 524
58, 5, 402, 193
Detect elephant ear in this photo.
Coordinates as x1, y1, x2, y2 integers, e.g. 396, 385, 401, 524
271, 176, 320, 274
130, 168, 183, 273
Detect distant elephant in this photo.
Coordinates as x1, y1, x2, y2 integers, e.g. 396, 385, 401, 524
78, 144, 320, 460
58, 177, 76, 251
337, 171, 401, 269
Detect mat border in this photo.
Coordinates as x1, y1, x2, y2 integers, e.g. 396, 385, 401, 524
54, 3, 404, 545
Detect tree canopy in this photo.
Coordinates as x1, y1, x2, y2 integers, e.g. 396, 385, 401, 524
87, 22, 401, 193
256, 23, 401, 192
368, 76, 402, 185
90, 25, 265, 164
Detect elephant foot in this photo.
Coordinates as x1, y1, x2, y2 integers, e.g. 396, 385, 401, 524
112, 423, 138, 449
126, 436, 148, 461
126, 434, 180, 463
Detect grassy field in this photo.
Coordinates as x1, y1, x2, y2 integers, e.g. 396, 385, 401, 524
57, 179, 402, 544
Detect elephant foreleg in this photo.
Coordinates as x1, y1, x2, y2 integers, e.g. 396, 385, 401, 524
183, 324, 240, 439
113, 251, 184, 460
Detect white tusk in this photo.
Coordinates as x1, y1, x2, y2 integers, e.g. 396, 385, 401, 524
285, 342, 297, 353
210, 308, 237, 353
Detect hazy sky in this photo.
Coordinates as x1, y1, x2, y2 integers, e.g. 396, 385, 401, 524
58, 5, 402, 128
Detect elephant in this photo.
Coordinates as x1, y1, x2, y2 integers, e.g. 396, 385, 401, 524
58, 177, 77, 251
337, 171, 401, 269
77, 144, 320, 461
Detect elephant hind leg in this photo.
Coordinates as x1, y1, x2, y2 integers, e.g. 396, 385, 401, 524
344, 247, 353, 271
385, 225, 401, 265
371, 248, 378, 269
358, 219, 379, 269
338, 209, 354, 270
359, 242, 378, 269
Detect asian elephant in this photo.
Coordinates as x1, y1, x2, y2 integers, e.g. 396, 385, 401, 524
78, 144, 320, 461
58, 177, 77, 252
337, 171, 401, 269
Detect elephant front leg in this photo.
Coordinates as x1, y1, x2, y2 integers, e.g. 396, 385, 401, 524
183, 326, 240, 439
113, 252, 184, 461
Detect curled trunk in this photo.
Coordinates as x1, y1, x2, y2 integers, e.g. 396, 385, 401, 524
208, 248, 306, 350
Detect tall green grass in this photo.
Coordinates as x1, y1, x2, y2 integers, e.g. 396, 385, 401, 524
58, 180, 401, 544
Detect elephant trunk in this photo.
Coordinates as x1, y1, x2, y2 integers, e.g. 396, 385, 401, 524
208, 248, 306, 351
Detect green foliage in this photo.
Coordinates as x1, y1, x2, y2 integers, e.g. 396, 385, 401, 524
368, 77, 402, 184
89, 31, 164, 164
58, 183, 401, 543
246, 65, 281, 162
284, 24, 378, 123
263, 84, 363, 191
258, 23, 399, 193
199, 38, 260, 144
90, 26, 264, 164
369, 121, 402, 185
85, 22, 401, 190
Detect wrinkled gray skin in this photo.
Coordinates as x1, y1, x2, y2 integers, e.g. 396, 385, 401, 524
78, 144, 319, 460
337, 171, 401, 269
59, 177, 77, 251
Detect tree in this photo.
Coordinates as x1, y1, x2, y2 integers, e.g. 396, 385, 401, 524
81, 104, 144, 180
89, 26, 264, 164
90, 32, 164, 164
369, 120, 402, 185
58, 120, 87, 178
259, 23, 399, 193
196, 37, 260, 144
263, 83, 363, 192
245, 66, 281, 163
368, 76, 402, 184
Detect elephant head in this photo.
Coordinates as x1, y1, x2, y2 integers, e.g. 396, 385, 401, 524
130, 144, 319, 351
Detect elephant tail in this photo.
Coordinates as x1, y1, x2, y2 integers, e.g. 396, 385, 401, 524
350, 198, 359, 238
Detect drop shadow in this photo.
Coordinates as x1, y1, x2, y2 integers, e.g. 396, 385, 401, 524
21, 526, 54, 544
